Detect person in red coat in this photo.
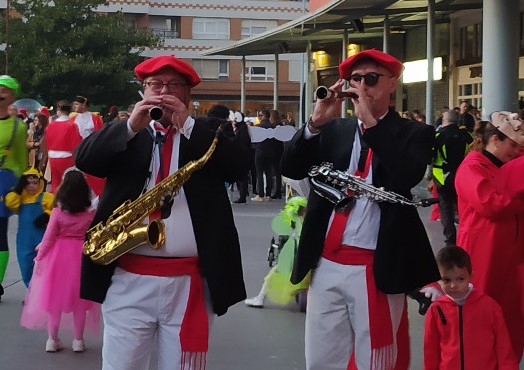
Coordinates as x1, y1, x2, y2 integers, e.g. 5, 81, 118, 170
424, 246, 518, 370
455, 112, 524, 361
44, 100, 82, 193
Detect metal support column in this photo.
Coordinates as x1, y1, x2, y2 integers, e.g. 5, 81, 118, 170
274, 52, 279, 110
341, 30, 348, 118
426, 0, 435, 126
305, 42, 313, 119
241, 56, 246, 113
482, 0, 519, 118
383, 15, 390, 53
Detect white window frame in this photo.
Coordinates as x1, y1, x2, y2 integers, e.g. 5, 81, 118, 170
193, 59, 229, 80
193, 18, 230, 40
245, 61, 275, 82
457, 82, 482, 109
241, 19, 277, 39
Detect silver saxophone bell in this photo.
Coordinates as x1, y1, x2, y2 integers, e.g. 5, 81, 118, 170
149, 106, 163, 120
315, 86, 358, 100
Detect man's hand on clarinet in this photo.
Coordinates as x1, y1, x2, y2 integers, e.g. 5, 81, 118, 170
160, 94, 190, 130
310, 80, 346, 131
129, 95, 189, 132
129, 95, 163, 133
347, 78, 378, 129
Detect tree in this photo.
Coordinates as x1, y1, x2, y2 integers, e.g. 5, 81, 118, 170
0, 0, 159, 108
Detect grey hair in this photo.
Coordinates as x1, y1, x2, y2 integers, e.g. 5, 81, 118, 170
443, 109, 460, 124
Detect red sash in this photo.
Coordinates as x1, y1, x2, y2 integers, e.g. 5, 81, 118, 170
118, 254, 209, 369
320, 138, 396, 360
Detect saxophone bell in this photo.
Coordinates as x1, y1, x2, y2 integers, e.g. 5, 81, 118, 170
87, 219, 166, 265
310, 177, 356, 213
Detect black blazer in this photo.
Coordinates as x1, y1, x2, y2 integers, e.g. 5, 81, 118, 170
75, 118, 250, 316
282, 109, 440, 294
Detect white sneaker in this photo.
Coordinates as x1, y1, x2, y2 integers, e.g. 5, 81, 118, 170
45, 338, 64, 352
245, 296, 265, 308
250, 195, 264, 202
72, 339, 86, 352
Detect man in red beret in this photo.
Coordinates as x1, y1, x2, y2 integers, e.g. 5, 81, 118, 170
75, 55, 250, 370
282, 49, 440, 369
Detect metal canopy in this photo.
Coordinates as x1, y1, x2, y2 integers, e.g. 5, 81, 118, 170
202, 0, 482, 57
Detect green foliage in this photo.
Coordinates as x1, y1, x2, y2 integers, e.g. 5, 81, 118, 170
0, 0, 159, 108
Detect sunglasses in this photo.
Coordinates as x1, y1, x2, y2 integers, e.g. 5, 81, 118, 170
346, 72, 390, 87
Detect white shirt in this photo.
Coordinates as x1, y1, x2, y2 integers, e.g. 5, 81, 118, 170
128, 117, 199, 257
338, 122, 380, 250
74, 111, 96, 139
306, 119, 381, 250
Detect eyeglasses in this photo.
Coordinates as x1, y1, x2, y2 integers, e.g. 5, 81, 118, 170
144, 80, 188, 92
346, 72, 391, 87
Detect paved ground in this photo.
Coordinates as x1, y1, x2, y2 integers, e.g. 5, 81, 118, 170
0, 185, 521, 369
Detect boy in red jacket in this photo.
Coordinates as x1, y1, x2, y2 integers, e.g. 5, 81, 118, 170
424, 246, 518, 370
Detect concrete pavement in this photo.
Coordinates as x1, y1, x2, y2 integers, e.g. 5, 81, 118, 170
0, 187, 521, 369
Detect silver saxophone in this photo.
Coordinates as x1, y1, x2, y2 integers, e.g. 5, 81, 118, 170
308, 162, 438, 213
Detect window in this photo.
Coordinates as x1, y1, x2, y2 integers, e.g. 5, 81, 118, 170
219, 60, 229, 79
193, 18, 230, 40
245, 61, 275, 82
458, 82, 482, 109
241, 20, 277, 39
148, 16, 180, 39
459, 23, 482, 60
193, 59, 229, 80
124, 18, 137, 31
165, 17, 180, 38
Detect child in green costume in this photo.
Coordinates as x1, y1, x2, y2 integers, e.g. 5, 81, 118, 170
0, 75, 28, 301
245, 196, 309, 308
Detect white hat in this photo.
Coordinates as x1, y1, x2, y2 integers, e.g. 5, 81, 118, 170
491, 111, 524, 146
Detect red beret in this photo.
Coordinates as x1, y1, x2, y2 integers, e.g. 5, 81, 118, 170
134, 55, 201, 88
339, 49, 404, 80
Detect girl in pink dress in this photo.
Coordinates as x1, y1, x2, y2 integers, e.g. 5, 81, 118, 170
21, 169, 101, 353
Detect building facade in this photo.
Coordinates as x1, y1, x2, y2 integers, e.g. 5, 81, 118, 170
103, 0, 307, 117
309, 0, 524, 119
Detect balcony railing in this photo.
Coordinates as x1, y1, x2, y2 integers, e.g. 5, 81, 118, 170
149, 28, 179, 39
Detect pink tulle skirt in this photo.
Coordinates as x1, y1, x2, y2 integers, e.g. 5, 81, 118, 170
20, 237, 101, 335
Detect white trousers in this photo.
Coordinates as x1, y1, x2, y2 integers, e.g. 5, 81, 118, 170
305, 257, 405, 370
102, 267, 215, 370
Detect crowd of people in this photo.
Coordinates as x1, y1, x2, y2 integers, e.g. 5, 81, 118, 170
207, 106, 295, 204
0, 49, 522, 370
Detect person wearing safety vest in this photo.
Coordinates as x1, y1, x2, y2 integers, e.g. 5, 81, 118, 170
431, 109, 472, 245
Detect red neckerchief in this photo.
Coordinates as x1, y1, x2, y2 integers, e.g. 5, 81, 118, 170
150, 124, 174, 220
322, 125, 373, 253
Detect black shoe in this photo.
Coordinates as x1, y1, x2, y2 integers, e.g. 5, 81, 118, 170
232, 199, 246, 204
270, 194, 281, 199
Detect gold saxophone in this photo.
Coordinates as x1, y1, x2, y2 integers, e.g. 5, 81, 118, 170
82, 135, 219, 265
